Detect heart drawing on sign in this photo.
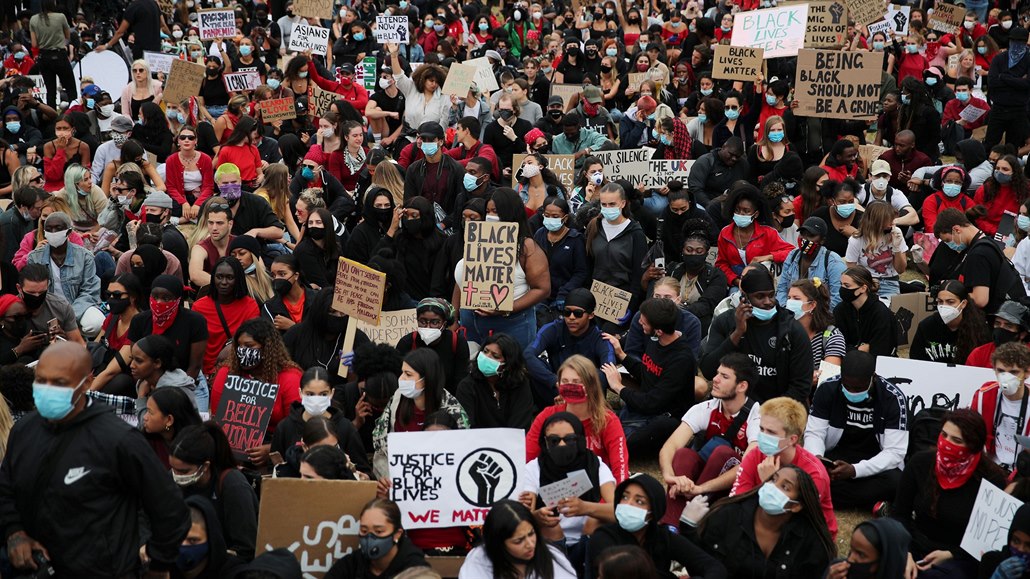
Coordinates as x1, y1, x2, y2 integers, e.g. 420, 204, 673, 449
490, 285, 510, 308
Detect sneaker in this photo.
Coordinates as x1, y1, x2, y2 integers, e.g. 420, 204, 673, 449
872, 500, 890, 518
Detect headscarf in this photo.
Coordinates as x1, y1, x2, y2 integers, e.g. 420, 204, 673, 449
416, 297, 455, 324
132, 244, 168, 292
853, 519, 912, 579
150, 274, 184, 335
536, 412, 602, 508
663, 117, 692, 160
0, 294, 22, 317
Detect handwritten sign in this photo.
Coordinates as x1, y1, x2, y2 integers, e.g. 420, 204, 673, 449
464, 56, 500, 92
712, 45, 764, 82
333, 258, 387, 325
962, 479, 1024, 561
959, 105, 988, 123
156, 0, 175, 16
511, 154, 576, 190
886, 4, 911, 35
928, 2, 965, 34
288, 23, 330, 55
354, 309, 417, 346
213, 374, 279, 461
293, 0, 333, 19
388, 428, 524, 529
461, 221, 518, 312
592, 148, 694, 190
844, 0, 883, 26
310, 83, 336, 117
258, 97, 297, 122
538, 469, 594, 507
794, 49, 880, 120
626, 72, 648, 91
803, 1, 847, 48
223, 71, 261, 93
375, 15, 410, 43
590, 280, 632, 323
27, 75, 57, 104
256, 478, 378, 576
441, 62, 477, 97
143, 51, 176, 75
549, 84, 582, 111
731, 4, 809, 59
875, 356, 992, 419
866, 19, 894, 39
198, 9, 236, 40
163, 59, 206, 106
858, 144, 890, 164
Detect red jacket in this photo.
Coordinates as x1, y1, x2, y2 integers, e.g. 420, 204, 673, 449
398, 141, 426, 170
921, 191, 974, 234
308, 65, 369, 115
210, 366, 302, 435
942, 96, 990, 131
820, 162, 858, 183
974, 182, 1023, 236
715, 223, 794, 285
446, 141, 500, 180
164, 151, 216, 207
970, 381, 1030, 457
2, 56, 33, 75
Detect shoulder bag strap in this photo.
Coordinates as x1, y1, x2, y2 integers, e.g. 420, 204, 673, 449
214, 300, 233, 345
720, 399, 755, 444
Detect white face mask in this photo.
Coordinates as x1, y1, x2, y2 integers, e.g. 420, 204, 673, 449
485, 214, 501, 222
998, 371, 1023, 396
301, 394, 332, 415
938, 304, 962, 324
521, 164, 541, 178
397, 378, 423, 399
379, 78, 392, 90
417, 327, 442, 344
44, 229, 68, 247
872, 178, 889, 191
319, 128, 334, 138
99, 104, 115, 117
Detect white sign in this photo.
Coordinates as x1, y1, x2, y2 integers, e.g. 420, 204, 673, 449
27, 75, 57, 103
731, 4, 810, 59
143, 51, 176, 75
464, 56, 500, 92
223, 71, 261, 92
959, 105, 988, 123
591, 147, 694, 190
375, 15, 410, 44
387, 428, 525, 529
875, 356, 994, 419
866, 19, 893, 39
198, 8, 236, 40
288, 23, 331, 56
886, 4, 911, 35
538, 469, 594, 507
962, 479, 1024, 561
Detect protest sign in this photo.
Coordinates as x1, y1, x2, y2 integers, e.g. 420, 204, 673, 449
333, 258, 387, 325
198, 9, 236, 40
213, 374, 279, 461
549, 84, 582, 110
590, 280, 632, 323
223, 71, 261, 93
805, 1, 847, 48
928, 2, 965, 34
143, 51, 176, 75
354, 309, 418, 346
960, 105, 988, 123
156, 0, 175, 16
27, 75, 57, 104
962, 480, 1024, 560
592, 148, 694, 190
388, 428, 525, 529
288, 23, 330, 55
256, 478, 378, 576
441, 62, 477, 97
844, 0, 883, 26
258, 97, 297, 122
163, 59, 205, 105
361, 57, 377, 92
886, 4, 911, 35
794, 49, 880, 120
310, 83, 337, 117
626, 72, 648, 90
889, 291, 933, 346
866, 19, 894, 39
375, 15, 410, 43
293, 0, 333, 19
875, 356, 993, 419
460, 221, 518, 312
858, 144, 890, 164
511, 154, 576, 189
538, 469, 594, 507
464, 56, 499, 92
712, 45, 764, 82
731, 4, 808, 58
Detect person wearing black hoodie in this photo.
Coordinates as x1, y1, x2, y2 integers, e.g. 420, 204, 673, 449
979, 503, 1030, 579
229, 548, 301, 579
456, 333, 536, 430
177, 496, 246, 579
345, 186, 396, 265
324, 498, 430, 579
373, 196, 447, 301
824, 519, 911, 579
589, 473, 727, 579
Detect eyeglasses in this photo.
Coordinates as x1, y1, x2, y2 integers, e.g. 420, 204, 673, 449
545, 434, 579, 448
178, 134, 197, 141
30, 175, 44, 184
111, 186, 128, 193
562, 308, 587, 319
417, 318, 445, 328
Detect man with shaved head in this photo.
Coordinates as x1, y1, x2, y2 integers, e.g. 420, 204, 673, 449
878, 129, 932, 193
0, 342, 189, 577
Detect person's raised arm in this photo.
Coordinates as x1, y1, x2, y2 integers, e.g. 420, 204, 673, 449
96, 19, 130, 52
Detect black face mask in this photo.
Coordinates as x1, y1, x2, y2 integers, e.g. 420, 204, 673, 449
839, 286, 859, 304
844, 561, 876, 579
108, 297, 130, 315
995, 327, 1020, 347
547, 444, 578, 467
326, 315, 347, 334
307, 226, 326, 240
21, 292, 46, 311
206, 68, 220, 77
682, 254, 706, 272
566, 46, 580, 57
548, 109, 563, 120
402, 218, 422, 232
600, 64, 613, 73
145, 212, 163, 224
373, 207, 393, 225
131, 266, 148, 282
497, 109, 514, 121
272, 278, 292, 297
780, 215, 795, 229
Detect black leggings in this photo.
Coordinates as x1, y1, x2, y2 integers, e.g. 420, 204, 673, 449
34, 50, 78, 108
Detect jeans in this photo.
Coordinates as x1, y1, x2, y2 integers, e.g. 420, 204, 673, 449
642, 192, 669, 217
459, 307, 537, 349
94, 250, 115, 285
207, 105, 227, 119
964, 0, 987, 21
620, 407, 680, 458
195, 373, 211, 414
877, 278, 900, 298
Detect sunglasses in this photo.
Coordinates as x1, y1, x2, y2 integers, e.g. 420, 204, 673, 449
209, 203, 231, 211
545, 434, 579, 448
178, 134, 197, 141
108, 292, 129, 299
132, 68, 146, 73
562, 308, 587, 319
30, 175, 44, 183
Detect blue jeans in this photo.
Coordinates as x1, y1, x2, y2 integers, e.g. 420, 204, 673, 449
459, 307, 537, 349
195, 373, 210, 415
94, 250, 115, 284
642, 192, 669, 217
964, 0, 987, 21
877, 278, 900, 298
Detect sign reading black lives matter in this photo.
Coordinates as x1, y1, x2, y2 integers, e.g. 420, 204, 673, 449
388, 428, 524, 529
460, 221, 518, 312
794, 49, 880, 120
214, 375, 280, 461
712, 45, 764, 82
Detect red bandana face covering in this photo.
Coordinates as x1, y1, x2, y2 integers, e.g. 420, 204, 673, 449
151, 298, 181, 334
558, 382, 588, 404
935, 433, 981, 490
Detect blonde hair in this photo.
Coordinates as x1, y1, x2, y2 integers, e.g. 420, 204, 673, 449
299, 188, 327, 210
555, 355, 609, 432
37, 196, 73, 244
187, 197, 219, 249
760, 397, 808, 437
257, 164, 291, 222
370, 161, 405, 207
131, 59, 157, 95
654, 276, 681, 297
242, 251, 274, 302
857, 201, 894, 252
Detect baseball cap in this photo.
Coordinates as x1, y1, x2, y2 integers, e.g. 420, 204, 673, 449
870, 159, 891, 176
799, 216, 828, 238
996, 301, 1030, 328
82, 84, 101, 97
417, 121, 444, 140
583, 85, 603, 104
110, 115, 134, 132
338, 62, 355, 74
547, 95, 564, 108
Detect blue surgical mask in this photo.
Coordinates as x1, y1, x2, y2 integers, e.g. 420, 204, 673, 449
942, 183, 963, 197
946, 240, 967, 252
606, 48, 617, 57
301, 166, 315, 180
835, 203, 857, 218
659, 134, 672, 146
353, 32, 366, 41
758, 482, 795, 515
901, 94, 911, 105
479, 22, 489, 31
768, 130, 784, 143
399, 0, 407, 8
905, 44, 918, 54
697, 114, 707, 123
615, 504, 649, 532
842, 384, 870, 403
785, 298, 806, 319
176, 542, 209, 572
239, 45, 253, 56
86, 98, 95, 109
751, 305, 776, 321
298, 71, 308, 78
978, 46, 987, 55
244, 263, 256, 274
543, 217, 564, 231
732, 213, 754, 228
1018, 215, 1030, 232
757, 431, 785, 455
601, 207, 622, 222
725, 108, 740, 120
5, 121, 20, 133
700, 88, 713, 96
995, 170, 1013, 184
477, 351, 503, 376
956, 91, 970, 102
14, 51, 26, 60
434, 23, 445, 32
33, 377, 86, 421
872, 41, 885, 51
925, 76, 938, 86
463, 172, 480, 191
268, 78, 281, 90
765, 94, 777, 106
420, 142, 439, 156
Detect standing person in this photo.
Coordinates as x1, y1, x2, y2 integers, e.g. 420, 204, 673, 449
0, 342, 190, 576
29, 0, 76, 109
402, 122, 466, 230
984, 26, 1030, 151
121, 62, 164, 124
94, 0, 163, 59
585, 183, 648, 328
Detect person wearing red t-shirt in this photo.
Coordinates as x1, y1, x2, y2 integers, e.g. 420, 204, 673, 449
967, 301, 1030, 367
213, 116, 264, 187
972, 154, 1027, 237
192, 256, 260, 377
730, 396, 838, 540
658, 352, 760, 526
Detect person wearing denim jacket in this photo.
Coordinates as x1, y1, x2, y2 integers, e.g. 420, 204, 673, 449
26, 211, 103, 336
448, 89, 493, 139
776, 217, 847, 310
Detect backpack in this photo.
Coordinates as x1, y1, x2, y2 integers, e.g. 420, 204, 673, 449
906, 407, 948, 460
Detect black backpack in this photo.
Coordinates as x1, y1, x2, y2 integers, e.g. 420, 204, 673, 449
906, 407, 948, 460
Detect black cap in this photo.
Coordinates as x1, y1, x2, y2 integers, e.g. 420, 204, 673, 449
1011, 26, 1029, 42
799, 216, 828, 238
841, 350, 876, 390
339, 62, 355, 74
417, 121, 444, 140
564, 288, 596, 312
547, 95, 564, 108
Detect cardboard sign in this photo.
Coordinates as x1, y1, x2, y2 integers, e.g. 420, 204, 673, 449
591, 148, 694, 190
156, 0, 175, 17
163, 59, 206, 106
258, 97, 297, 122
889, 291, 933, 346
310, 83, 337, 117
256, 478, 379, 576
962, 479, 1024, 561
460, 221, 518, 312
288, 23, 330, 55
388, 428, 525, 529
375, 15, 410, 43
590, 279, 632, 323
858, 144, 890, 164
844, 0, 884, 26
928, 2, 965, 34
464, 57, 499, 92
213, 374, 279, 461
626, 72, 648, 90
198, 9, 236, 40
538, 469, 594, 507
794, 49, 880, 120
511, 154, 576, 190
223, 71, 261, 93
143, 51, 176, 75
886, 4, 911, 35
875, 356, 993, 419
803, 1, 848, 48
293, 0, 333, 20
354, 309, 418, 346
731, 4, 809, 59
712, 45, 764, 82
333, 258, 387, 325
441, 62, 478, 97
549, 84, 582, 110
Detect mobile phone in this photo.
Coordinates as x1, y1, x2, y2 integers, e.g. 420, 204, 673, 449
46, 318, 60, 335
819, 457, 835, 470
654, 257, 666, 270
269, 451, 284, 466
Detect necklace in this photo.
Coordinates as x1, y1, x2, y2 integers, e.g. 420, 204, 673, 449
345, 147, 365, 174
734, 227, 753, 248
315, 333, 343, 369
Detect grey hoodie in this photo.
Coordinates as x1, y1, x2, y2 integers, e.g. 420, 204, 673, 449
133, 369, 198, 421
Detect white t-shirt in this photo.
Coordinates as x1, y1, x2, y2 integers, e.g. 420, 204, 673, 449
995, 395, 1024, 468
602, 218, 631, 241
845, 231, 908, 279
523, 458, 615, 545
681, 398, 762, 449
858, 184, 912, 215
459, 545, 577, 579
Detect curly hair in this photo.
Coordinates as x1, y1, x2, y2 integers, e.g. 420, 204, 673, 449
412, 63, 447, 94
352, 342, 403, 380
227, 318, 299, 384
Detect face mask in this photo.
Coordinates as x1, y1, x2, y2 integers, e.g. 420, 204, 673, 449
995, 327, 1019, 346
873, 41, 885, 50
191, 50, 203, 59
785, 299, 806, 320
758, 482, 795, 515
479, 22, 489, 31
835, 203, 857, 218
724, 109, 740, 121
543, 217, 564, 232
239, 45, 253, 56
5, 122, 20, 134
765, 94, 777, 106
352, 31, 366, 41
1018, 215, 1030, 232
44, 229, 68, 247
996, 171, 1013, 184
751, 305, 776, 321
767, 130, 784, 143
477, 351, 503, 376
378, 76, 394, 90
901, 94, 911, 105
302, 394, 332, 415
558, 382, 587, 404
219, 184, 242, 204
995, 371, 1024, 398
905, 45, 918, 54
417, 327, 442, 344
697, 113, 708, 124
319, 128, 335, 139
700, 88, 713, 96
605, 47, 618, 57
360, 533, 395, 560
307, 226, 327, 241
586, 171, 603, 185
839, 286, 861, 303
513, 9, 522, 20
484, 214, 501, 222
942, 183, 963, 198
964, 21, 975, 29
798, 237, 820, 257
33, 378, 85, 420
945, 240, 967, 252
659, 134, 672, 146
131, 266, 148, 283
496, 109, 515, 121
842, 383, 871, 403
397, 378, 423, 398
533, 11, 542, 19
21, 291, 46, 311
601, 207, 622, 222
171, 464, 205, 487
301, 166, 315, 180
757, 431, 785, 455
926, 76, 938, 86
14, 51, 26, 60
721, 25, 731, 32
433, 24, 445, 32
615, 504, 649, 532
567, 46, 580, 58
100, 104, 115, 117
243, 262, 257, 275
176, 542, 209, 572
266, 78, 281, 90
85, 97, 95, 109
237, 346, 262, 368
939, 304, 962, 324
272, 278, 292, 297
955, 91, 970, 102
732, 213, 754, 228
103, 296, 129, 316
298, 71, 308, 79
547, 442, 578, 466
421, 142, 439, 156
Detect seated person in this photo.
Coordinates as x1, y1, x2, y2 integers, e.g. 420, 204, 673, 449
216, 163, 286, 243
804, 350, 908, 510
188, 197, 234, 288
970, 342, 1030, 471
395, 298, 470, 393
456, 333, 536, 430
824, 520, 911, 579
325, 498, 430, 578
775, 217, 846, 310
966, 300, 1030, 368
18, 263, 85, 347
25, 212, 103, 337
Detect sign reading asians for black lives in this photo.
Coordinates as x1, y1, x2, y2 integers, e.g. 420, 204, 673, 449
214, 375, 280, 461
387, 428, 525, 529
794, 49, 880, 121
